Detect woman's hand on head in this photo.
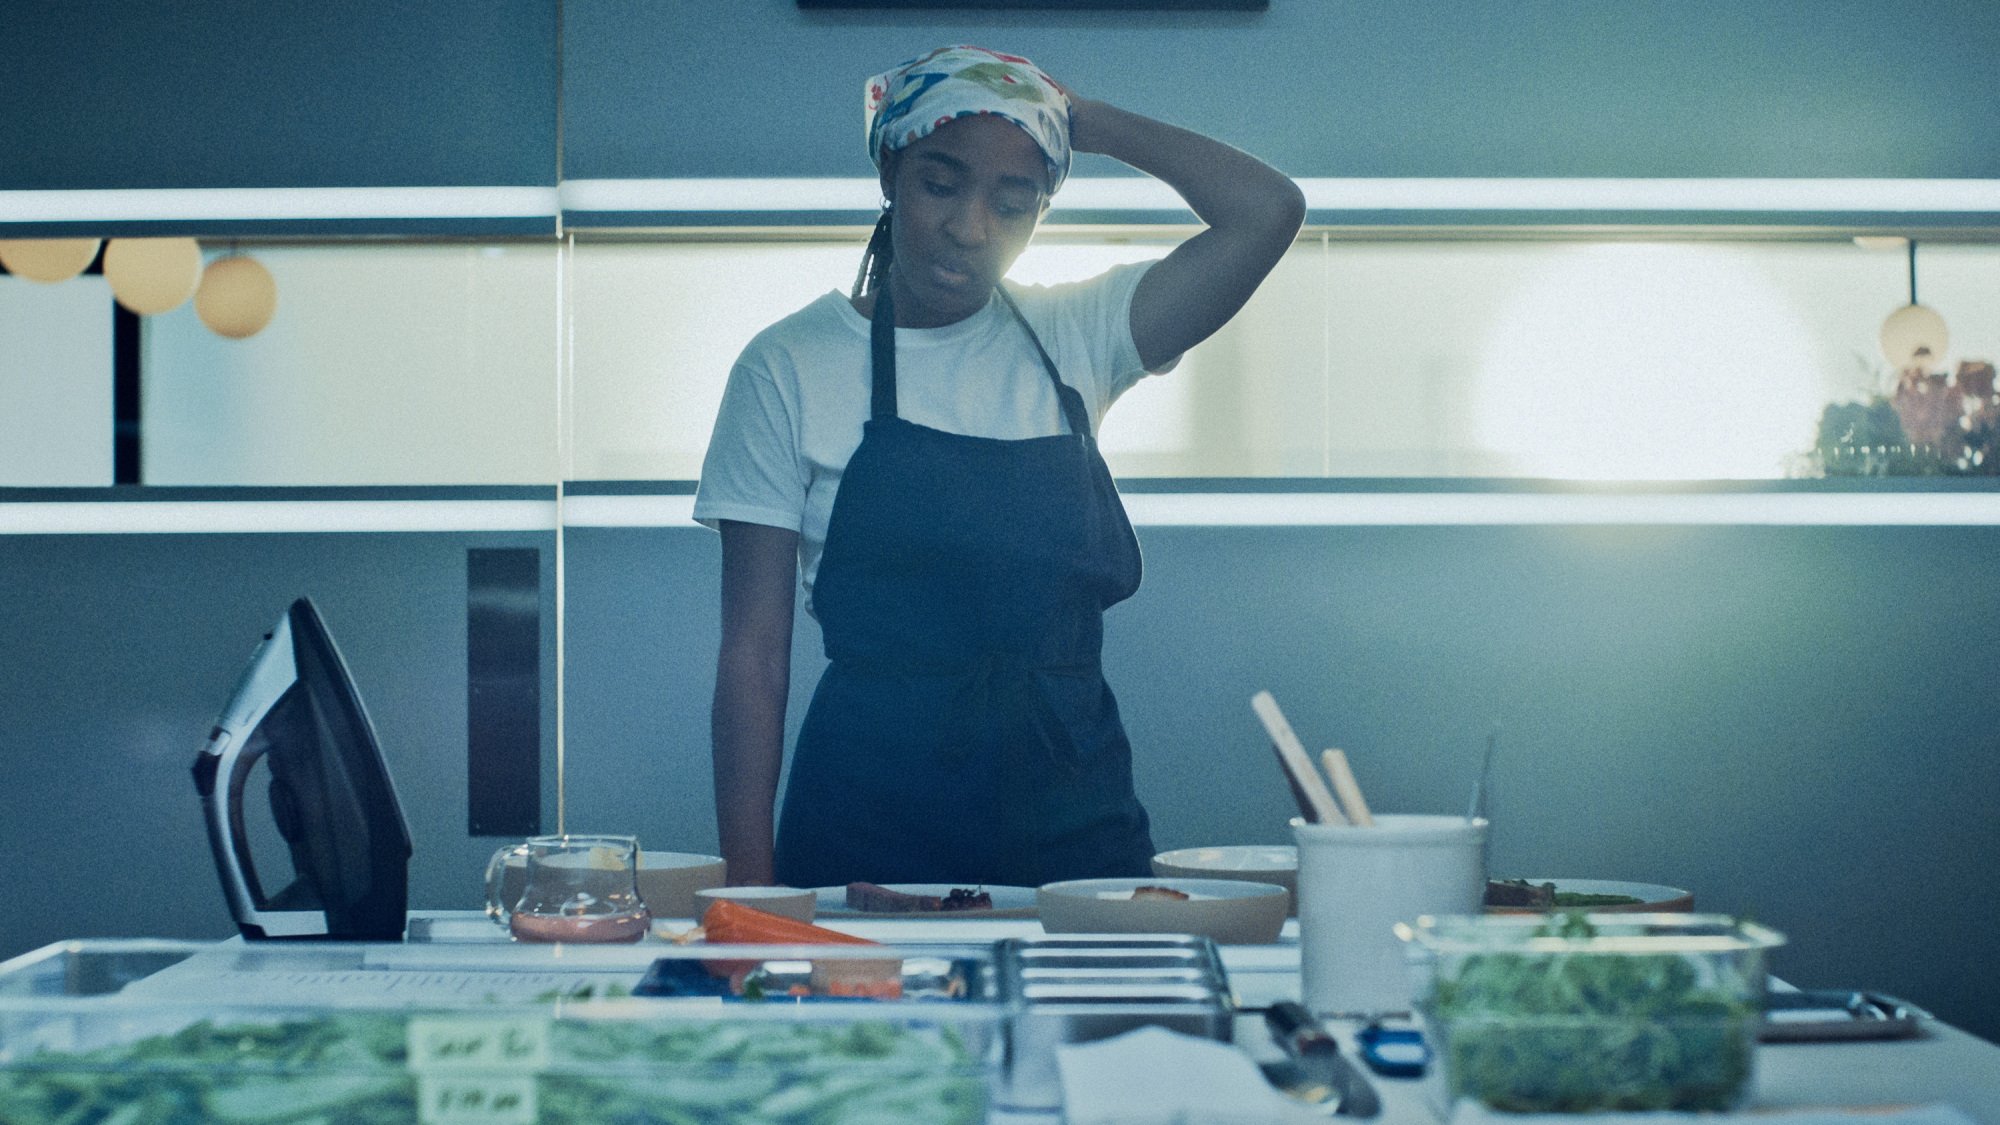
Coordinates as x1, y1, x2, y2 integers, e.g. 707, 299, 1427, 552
1060, 100, 1305, 369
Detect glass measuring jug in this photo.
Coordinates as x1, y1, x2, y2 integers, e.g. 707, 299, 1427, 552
484, 834, 652, 943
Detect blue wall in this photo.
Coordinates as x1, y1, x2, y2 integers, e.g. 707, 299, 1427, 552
568, 0, 2000, 180
7, 514, 1996, 1040
558, 516, 2000, 1041
1, 1, 558, 191
0, 527, 557, 949
8, 1, 1997, 195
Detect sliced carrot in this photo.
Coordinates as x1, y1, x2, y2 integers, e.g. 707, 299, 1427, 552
697, 899, 884, 980
698, 899, 879, 946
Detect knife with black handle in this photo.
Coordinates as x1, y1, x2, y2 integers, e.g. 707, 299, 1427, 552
1265, 1001, 1382, 1118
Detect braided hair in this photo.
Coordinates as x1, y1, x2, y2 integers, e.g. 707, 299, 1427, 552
851, 205, 893, 300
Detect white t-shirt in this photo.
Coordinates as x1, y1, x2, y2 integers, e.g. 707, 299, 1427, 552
693, 260, 1163, 615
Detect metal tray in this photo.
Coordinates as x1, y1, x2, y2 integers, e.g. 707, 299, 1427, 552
995, 935, 1234, 1111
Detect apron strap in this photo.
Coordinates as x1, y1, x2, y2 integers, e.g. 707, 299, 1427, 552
997, 287, 1095, 441
870, 281, 899, 422
867, 280, 1096, 440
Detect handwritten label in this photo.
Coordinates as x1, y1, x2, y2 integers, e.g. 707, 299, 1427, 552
416, 1074, 537, 1125
407, 1017, 551, 1072
408, 1019, 547, 1125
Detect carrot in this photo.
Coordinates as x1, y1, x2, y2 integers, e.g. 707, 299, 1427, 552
697, 899, 888, 983
698, 899, 879, 946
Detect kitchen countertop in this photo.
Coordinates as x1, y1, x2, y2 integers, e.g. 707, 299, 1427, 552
403, 911, 2000, 1123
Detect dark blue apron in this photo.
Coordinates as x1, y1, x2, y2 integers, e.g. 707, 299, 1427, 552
773, 281, 1156, 888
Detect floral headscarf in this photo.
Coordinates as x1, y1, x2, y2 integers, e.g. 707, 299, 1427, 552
864, 45, 1072, 195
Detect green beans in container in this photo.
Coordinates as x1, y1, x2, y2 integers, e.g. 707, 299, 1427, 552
0, 939, 999, 1125
1402, 913, 1785, 1113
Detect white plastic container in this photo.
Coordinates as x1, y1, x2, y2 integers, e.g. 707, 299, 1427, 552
1291, 813, 1487, 1016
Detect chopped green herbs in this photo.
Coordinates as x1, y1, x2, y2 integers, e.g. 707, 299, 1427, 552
1426, 914, 1758, 1112
1550, 891, 1644, 908
0, 1014, 984, 1124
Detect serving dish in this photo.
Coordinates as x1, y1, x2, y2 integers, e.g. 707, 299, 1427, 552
1150, 845, 1297, 913
634, 851, 728, 919
695, 885, 817, 922
1036, 877, 1288, 944
809, 884, 1039, 920
1486, 878, 1694, 914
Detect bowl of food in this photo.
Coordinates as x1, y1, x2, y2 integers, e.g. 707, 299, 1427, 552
1150, 846, 1297, 914
1485, 878, 1694, 914
1404, 912, 1784, 1112
1037, 877, 1289, 944
636, 851, 728, 919
695, 885, 818, 923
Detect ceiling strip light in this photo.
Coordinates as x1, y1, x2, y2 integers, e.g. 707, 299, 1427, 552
1121, 491, 2000, 526
547, 492, 2000, 529
0, 187, 560, 224
558, 177, 2000, 216
0, 499, 557, 534
11, 491, 1998, 532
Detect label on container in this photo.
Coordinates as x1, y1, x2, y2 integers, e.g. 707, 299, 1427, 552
416, 1074, 537, 1125
407, 1016, 551, 1071
408, 1018, 548, 1125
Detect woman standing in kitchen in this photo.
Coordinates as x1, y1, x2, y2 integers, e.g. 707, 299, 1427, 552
695, 46, 1304, 888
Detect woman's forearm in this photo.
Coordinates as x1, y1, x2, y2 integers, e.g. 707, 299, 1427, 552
711, 520, 800, 888
712, 647, 787, 886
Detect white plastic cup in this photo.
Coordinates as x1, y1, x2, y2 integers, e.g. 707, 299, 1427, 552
1291, 814, 1487, 1017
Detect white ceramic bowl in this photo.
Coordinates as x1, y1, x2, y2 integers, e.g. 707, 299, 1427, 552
635, 851, 728, 919
1151, 845, 1298, 914
1037, 877, 1290, 944
695, 885, 817, 923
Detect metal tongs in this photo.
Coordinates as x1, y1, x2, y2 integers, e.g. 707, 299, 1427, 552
1262, 1001, 1381, 1117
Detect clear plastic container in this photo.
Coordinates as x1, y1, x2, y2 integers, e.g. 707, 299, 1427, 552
0, 938, 1000, 1124
1403, 913, 1786, 1113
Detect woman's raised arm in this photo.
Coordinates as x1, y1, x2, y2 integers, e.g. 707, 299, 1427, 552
1068, 97, 1306, 371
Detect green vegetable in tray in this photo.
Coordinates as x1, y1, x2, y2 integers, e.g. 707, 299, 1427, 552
1550, 890, 1644, 908
0, 1014, 984, 1124
1427, 913, 1757, 1112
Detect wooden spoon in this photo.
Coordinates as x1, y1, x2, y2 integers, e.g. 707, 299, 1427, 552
1252, 691, 1347, 825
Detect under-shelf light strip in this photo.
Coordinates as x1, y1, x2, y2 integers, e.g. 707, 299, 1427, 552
0, 187, 560, 223
9, 179, 2000, 225
8, 492, 2000, 532
0, 500, 558, 534
555, 177, 2000, 215
561, 492, 2000, 527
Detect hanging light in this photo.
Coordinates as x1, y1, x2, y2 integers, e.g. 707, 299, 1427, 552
195, 252, 278, 338
1879, 239, 1949, 372
0, 238, 102, 283
104, 237, 202, 315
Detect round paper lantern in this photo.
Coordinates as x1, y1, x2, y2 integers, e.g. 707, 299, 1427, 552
1880, 303, 1949, 372
104, 237, 202, 314
194, 255, 277, 338
0, 238, 101, 283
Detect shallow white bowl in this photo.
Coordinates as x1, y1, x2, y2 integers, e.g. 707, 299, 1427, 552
635, 851, 728, 919
1151, 845, 1298, 914
695, 885, 817, 923
1486, 877, 1694, 914
1037, 877, 1290, 944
